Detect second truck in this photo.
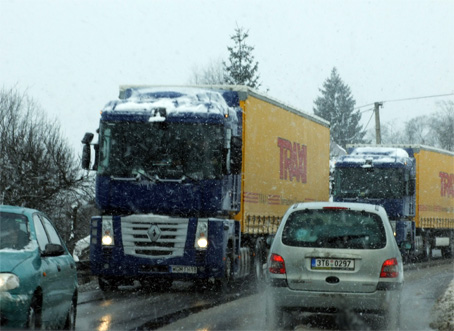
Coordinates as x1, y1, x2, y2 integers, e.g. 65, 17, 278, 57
82, 85, 330, 291
333, 144, 454, 261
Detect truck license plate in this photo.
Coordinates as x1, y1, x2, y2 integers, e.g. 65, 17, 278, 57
171, 265, 197, 274
311, 258, 355, 270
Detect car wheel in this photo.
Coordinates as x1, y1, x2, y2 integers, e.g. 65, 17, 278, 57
27, 296, 42, 329
384, 297, 401, 330
63, 298, 77, 330
265, 293, 285, 329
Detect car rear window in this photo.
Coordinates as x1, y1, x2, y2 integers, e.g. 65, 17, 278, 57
282, 209, 386, 249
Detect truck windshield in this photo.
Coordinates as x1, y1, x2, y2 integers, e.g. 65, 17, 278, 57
97, 121, 224, 180
334, 167, 404, 199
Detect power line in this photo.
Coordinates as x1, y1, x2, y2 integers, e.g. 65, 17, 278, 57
355, 92, 454, 111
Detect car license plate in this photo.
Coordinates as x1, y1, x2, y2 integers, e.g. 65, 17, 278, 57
171, 265, 197, 274
311, 258, 355, 270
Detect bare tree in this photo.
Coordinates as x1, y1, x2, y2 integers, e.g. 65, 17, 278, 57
366, 101, 453, 152
375, 121, 406, 145
431, 100, 454, 151
0, 87, 95, 252
403, 116, 436, 146
188, 58, 227, 85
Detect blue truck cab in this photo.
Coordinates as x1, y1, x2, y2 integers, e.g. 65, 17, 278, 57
83, 86, 244, 291
332, 146, 416, 258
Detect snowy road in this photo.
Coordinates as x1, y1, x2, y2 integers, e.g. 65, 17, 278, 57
75, 260, 453, 330
157, 262, 453, 330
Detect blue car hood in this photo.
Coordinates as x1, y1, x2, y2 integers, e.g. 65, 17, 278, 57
0, 250, 36, 272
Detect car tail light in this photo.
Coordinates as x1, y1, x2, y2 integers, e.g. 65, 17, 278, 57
269, 253, 286, 274
323, 206, 349, 210
380, 258, 399, 278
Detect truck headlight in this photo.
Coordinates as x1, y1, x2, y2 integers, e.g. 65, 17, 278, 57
197, 236, 208, 249
0, 273, 20, 291
195, 219, 208, 250
102, 217, 114, 246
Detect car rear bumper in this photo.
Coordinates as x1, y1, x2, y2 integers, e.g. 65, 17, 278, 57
267, 285, 401, 313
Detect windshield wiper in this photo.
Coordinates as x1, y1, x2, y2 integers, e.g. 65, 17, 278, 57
154, 174, 197, 183
135, 170, 157, 183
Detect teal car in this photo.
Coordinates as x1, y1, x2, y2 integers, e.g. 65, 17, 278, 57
0, 205, 78, 329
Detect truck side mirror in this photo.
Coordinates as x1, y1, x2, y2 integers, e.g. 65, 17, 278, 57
81, 132, 94, 170
92, 143, 99, 170
82, 145, 91, 170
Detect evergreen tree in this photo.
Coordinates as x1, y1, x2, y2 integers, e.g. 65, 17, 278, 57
313, 68, 367, 149
223, 27, 261, 88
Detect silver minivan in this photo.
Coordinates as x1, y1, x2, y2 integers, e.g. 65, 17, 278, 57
266, 202, 404, 329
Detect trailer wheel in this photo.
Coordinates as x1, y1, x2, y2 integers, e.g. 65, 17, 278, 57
423, 237, 432, 261
441, 232, 454, 258
253, 239, 266, 289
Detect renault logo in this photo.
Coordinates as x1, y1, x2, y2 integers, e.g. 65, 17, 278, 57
147, 224, 161, 242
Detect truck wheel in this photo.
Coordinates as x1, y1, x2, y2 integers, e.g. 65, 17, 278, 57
98, 276, 117, 292
441, 234, 454, 258
215, 254, 233, 293
193, 279, 210, 292
146, 279, 173, 292
441, 246, 452, 258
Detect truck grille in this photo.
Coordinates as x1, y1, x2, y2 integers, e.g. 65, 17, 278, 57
120, 215, 188, 259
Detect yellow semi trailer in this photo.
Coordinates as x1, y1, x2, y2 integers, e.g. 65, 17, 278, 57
84, 85, 330, 290
236, 90, 330, 234
333, 144, 454, 260
415, 146, 454, 258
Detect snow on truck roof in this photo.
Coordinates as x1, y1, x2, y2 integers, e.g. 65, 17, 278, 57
340, 147, 410, 164
103, 86, 234, 119
114, 85, 330, 128
351, 147, 409, 158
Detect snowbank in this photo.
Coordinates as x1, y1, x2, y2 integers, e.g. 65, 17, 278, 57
72, 235, 90, 262
431, 278, 454, 330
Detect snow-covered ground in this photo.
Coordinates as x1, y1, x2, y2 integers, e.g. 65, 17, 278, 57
430, 278, 454, 330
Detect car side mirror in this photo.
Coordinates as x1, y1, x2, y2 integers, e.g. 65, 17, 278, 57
403, 242, 412, 250
42, 243, 65, 257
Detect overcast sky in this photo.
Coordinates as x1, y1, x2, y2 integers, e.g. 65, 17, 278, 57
1, 0, 453, 153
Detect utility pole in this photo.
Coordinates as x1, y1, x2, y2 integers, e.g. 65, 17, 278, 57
374, 102, 383, 144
